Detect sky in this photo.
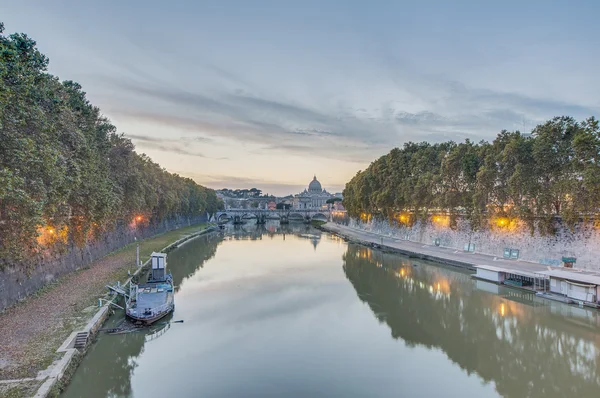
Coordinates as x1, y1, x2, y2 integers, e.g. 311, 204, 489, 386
3, 1, 600, 195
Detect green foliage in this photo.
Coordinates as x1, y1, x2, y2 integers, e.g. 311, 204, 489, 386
0, 24, 222, 266
343, 116, 597, 234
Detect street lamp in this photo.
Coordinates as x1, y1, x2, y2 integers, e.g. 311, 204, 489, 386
134, 236, 140, 267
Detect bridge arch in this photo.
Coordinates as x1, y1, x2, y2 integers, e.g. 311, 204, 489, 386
311, 213, 328, 221
217, 213, 232, 222
288, 212, 305, 220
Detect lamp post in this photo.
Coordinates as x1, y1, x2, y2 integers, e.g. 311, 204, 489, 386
134, 236, 140, 267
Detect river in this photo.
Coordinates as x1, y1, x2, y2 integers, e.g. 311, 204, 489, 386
61, 223, 600, 398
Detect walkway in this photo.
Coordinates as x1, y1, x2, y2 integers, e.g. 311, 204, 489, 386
322, 223, 549, 274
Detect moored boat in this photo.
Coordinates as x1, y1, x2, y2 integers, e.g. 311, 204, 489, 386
126, 252, 175, 325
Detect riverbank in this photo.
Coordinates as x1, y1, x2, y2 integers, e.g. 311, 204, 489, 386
0, 223, 213, 398
319, 222, 550, 274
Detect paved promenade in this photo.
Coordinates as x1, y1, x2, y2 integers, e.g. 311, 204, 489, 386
322, 223, 549, 274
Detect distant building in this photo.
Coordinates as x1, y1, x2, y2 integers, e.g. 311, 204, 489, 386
333, 201, 345, 211
292, 176, 335, 210
267, 200, 277, 210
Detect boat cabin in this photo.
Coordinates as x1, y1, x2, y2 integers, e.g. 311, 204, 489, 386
150, 252, 167, 281
545, 269, 600, 304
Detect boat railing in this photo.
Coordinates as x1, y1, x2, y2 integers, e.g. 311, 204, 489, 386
135, 301, 173, 318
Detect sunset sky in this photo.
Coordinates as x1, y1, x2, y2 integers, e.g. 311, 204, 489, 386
4, 0, 600, 195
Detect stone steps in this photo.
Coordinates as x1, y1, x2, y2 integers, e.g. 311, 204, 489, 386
73, 332, 89, 350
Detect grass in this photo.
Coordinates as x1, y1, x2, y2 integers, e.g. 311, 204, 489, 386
0, 381, 43, 398
100, 222, 209, 269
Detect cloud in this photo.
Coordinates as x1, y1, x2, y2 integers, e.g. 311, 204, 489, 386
291, 128, 335, 136
186, 136, 214, 144
113, 108, 383, 163
135, 141, 208, 158
384, 68, 600, 135
125, 132, 224, 159
103, 64, 600, 167
103, 79, 397, 161
125, 133, 165, 143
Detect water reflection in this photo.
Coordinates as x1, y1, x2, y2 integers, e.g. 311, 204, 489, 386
343, 244, 600, 398
62, 233, 221, 398
63, 229, 600, 398
62, 225, 325, 398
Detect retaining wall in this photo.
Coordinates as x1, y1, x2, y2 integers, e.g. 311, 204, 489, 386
348, 218, 600, 271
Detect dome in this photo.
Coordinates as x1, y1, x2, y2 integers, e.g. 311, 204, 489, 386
308, 175, 322, 193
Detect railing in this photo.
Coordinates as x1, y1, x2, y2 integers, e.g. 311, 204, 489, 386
129, 301, 173, 318
145, 323, 171, 342
151, 302, 173, 315
127, 299, 173, 318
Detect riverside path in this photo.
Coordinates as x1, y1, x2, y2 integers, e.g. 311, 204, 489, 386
321, 222, 550, 274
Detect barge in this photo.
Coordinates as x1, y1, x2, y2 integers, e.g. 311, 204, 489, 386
473, 264, 600, 310
126, 252, 175, 325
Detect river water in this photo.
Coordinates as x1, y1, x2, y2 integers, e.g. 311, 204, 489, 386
61, 223, 600, 398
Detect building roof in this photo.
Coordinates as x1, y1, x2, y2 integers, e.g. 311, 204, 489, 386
475, 265, 545, 279
543, 268, 600, 285
308, 175, 322, 193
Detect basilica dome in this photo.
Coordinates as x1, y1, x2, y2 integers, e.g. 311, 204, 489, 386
308, 175, 322, 193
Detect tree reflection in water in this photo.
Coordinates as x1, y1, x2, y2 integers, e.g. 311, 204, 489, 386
63, 225, 323, 398
342, 244, 600, 398
63, 233, 221, 398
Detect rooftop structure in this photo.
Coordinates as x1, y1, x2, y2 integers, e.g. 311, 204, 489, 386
293, 175, 335, 210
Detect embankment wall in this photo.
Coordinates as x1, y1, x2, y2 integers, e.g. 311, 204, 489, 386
347, 218, 600, 270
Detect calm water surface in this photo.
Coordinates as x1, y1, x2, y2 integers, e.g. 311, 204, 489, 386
62, 223, 600, 398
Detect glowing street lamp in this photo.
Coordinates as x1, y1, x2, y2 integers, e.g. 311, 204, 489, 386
495, 217, 510, 228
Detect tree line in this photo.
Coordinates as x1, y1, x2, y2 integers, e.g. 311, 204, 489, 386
343, 115, 600, 234
0, 23, 222, 266
217, 188, 270, 198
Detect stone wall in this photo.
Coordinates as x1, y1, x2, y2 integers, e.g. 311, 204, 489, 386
0, 214, 208, 312
348, 217, 600, 271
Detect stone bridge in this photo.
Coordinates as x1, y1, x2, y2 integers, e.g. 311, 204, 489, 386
215, 209, 331, 224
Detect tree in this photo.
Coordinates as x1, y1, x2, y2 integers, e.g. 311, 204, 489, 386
342, 116, 600, 235
0, 22, 221, 267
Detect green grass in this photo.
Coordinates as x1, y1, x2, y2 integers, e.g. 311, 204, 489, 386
0, 381, 43, 398
105, 223, 209, 266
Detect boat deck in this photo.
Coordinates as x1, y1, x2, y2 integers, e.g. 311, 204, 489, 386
130, 282, 173, 313
135, 289, 169, 310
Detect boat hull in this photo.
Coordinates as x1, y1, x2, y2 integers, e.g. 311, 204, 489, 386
126, 304, 174, 325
